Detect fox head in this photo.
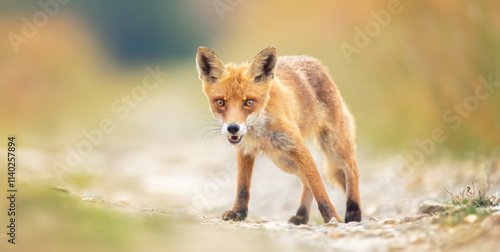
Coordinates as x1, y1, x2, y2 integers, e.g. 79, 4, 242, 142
196, 46, 278, 145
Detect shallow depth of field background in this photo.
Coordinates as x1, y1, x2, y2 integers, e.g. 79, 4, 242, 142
1, 0, 499, 156
0, 1, 499, 252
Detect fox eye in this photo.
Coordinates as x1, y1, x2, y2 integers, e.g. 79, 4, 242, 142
244, 100, 254, 107
216, 99, 225, 107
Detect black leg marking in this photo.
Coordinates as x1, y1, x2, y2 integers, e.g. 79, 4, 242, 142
222, 208, 248, 221
345, 198, 361, 222
288, 206, 309, 225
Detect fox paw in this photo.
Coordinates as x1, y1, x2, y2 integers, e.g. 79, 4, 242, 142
288, 215, 308, 225
345, 199, 362, 222
222, 209, 247, 221
345, 210, 361, 222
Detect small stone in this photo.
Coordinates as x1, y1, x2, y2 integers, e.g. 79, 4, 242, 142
112, 202, 128, 208
298, 225, 314, 230
345, 221, 360, 228
118, 200, 131, 205
382, 218, 397, 225
324, 222, 338, 228
82, 197, 97, 203
416, 213, 430, 219
52, 186, 69, 193
464, 214, 478, 223
418, 200, 450, 214
404, 216, 417, 223
369, 217, 381, 222
253, 219, 269, 224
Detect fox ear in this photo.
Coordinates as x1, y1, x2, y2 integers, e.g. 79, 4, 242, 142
196, 47, 225, 84
247, 47, 278, 83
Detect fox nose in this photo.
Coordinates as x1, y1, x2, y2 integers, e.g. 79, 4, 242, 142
227, 124, 240, 134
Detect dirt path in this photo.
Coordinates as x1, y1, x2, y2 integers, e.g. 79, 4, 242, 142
21, 136, 500, 252
14, 87, 500, 252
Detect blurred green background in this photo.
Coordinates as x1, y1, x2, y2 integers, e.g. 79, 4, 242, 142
1, 0, 499, 156
1, 0, 500, 251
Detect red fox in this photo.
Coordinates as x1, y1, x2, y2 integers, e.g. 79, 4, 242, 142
196, 47, 361, 224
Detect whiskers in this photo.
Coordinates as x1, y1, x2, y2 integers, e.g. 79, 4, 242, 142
201, 120, 223, 147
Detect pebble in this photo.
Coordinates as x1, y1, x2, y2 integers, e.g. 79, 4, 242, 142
403, 222, 422, 231
194, 211, 498, 250
382, 218, 397, 225
418, 200, 450, 214
298, 225, 314, 230
324, 222, 338, 228
346, 221, 360, 227
416, 213, 431, 220
404, 216, 417, 223
112, 202, 129, 208
81, 197, 97, 203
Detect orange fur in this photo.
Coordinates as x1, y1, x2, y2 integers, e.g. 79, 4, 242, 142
196, 47, 361, 223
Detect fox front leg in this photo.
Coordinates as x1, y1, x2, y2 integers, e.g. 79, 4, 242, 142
222, 150, 255, 221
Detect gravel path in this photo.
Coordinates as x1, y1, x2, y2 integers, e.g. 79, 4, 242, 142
20, 87, 500, 251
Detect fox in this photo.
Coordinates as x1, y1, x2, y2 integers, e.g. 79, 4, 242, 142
196, 46, 361, 224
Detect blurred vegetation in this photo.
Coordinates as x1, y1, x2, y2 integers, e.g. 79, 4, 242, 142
1, 0, 499, 156
0, 183, 288, 252
441, 182, 499, 225
213, 0, 500, 158
0, 184, 175, 252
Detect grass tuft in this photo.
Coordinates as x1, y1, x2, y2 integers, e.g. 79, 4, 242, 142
441, 182, 499, 225
446, 182, 499, 208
